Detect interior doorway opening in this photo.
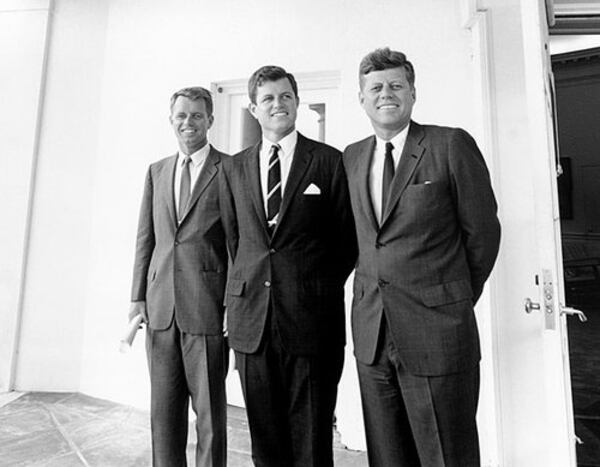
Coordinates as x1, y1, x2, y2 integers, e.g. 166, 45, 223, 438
553, 44, 600, 466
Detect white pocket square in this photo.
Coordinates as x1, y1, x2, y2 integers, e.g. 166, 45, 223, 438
303, 183, 321, 195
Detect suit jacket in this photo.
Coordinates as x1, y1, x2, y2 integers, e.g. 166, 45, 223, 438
343, 121, 501, 376
131, 146, 228, 334
219, 133, 357, 356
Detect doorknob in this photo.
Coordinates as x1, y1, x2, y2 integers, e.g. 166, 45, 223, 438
524, 297, 541, 314
560, 305, 588, 322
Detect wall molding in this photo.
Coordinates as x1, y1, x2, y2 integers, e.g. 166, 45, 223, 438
5, 0, 55, 391
461, 4, 502, 467
0, 0, 50, 13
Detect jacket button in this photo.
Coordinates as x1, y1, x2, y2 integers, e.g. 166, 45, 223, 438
375, 242, 383, 249
269, 248, 276, 254
264, 281, 271, 287
378, 279, 389, 287
174, 241, 180, 246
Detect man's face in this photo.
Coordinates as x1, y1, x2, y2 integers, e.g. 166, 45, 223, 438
169, 96, 213, 155
359, 67, 415, 136
249, 78, 299, 142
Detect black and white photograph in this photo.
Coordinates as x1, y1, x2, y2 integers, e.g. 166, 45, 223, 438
2, 0, 600, 466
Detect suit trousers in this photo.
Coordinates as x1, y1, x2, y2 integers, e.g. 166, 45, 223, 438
235, 313, 344, 467
146, 317, 228, 467
357, 319, 480, 467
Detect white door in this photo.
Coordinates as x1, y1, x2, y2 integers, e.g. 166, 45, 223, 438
505, 0, 577, 464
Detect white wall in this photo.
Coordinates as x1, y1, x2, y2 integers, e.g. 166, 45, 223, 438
13, 0, 480, 451
0, 0, 51, 391
13, 0, 109, 390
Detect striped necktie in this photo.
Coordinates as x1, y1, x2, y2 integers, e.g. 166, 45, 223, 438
267, 144, 282, 233
178, 155, 192, 221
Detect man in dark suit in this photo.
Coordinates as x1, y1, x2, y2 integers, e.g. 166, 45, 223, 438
218, 66, 357, 466
343, 48, 501, 466
130, 87, 228, 467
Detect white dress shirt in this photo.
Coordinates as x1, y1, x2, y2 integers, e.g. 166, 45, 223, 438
174, 144, 210, 213
259, 130, 298, 217
369, 124, 410, 223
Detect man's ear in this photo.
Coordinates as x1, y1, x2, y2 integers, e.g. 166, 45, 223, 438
358, 90, 365, 107
248, 102, 258, 119
208, 114, 215, 129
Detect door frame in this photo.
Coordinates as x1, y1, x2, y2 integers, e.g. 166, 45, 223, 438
463, 0, 576, 465
520, 0, 576, 464
211, 70, 341, 154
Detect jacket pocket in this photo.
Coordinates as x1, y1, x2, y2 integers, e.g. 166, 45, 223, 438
226, 278, 246, 297
420, 279, 473, 307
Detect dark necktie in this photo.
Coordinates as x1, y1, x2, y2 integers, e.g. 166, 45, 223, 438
178, 155, 191, 221
267, 144, 282, 233
382, 141, 395, 215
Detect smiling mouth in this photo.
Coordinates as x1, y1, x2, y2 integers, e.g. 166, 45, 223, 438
378, 104, 399, 110
271, 111, 288, 117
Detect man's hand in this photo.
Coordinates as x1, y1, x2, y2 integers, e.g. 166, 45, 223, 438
129, 301, 148, 324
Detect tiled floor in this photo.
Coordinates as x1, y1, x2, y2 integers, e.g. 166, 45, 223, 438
567, 291, 600, 467
0, 392, 367, 467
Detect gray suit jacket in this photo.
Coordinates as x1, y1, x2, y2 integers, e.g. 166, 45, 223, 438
131, 146, 228, 334
343, 122, 501, 376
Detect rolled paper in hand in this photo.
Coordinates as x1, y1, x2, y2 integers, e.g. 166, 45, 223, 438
119, 314, 144, 353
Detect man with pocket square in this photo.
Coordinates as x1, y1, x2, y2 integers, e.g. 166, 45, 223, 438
218, 65, 357, 466
130, 87, 229, 466
343, 48, 501, 466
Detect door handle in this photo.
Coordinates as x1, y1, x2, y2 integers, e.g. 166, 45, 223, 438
560, 305, 588, 322
524, 297, 541, 314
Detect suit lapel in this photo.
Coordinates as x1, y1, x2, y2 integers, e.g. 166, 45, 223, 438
178, 146, 219, 225
273, 133, 313, 237
380, 122, 425, 228
161, 155, 178, 227
355, 136, 379, 232
244, 143, 270, 235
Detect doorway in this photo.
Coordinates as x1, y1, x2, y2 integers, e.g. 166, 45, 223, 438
210, 71, 345, 409
553, 45, 600, 466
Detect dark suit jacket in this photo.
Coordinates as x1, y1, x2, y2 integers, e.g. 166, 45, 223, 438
343, 121, 501, 376
219, 133, 357, 356
131, 146, 228, 334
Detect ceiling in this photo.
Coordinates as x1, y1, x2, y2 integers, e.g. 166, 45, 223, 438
550, 0, 600, 34
553, 0, 600, 16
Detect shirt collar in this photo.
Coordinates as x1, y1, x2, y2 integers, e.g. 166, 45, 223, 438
178, 143, 210, 167
375, 123, 410, 152
262, 130, 297, 159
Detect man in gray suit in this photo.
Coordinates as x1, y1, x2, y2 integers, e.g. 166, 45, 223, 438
130, 87, 228, 467
343, 48, 501, 466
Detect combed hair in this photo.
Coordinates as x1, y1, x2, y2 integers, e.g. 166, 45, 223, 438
359, 47, 415, 88
248, 65, 299, 104
169, 87, 213, 117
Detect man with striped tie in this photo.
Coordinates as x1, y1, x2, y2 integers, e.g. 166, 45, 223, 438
218, 66, 357, 466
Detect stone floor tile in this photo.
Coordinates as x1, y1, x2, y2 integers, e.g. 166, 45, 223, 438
0, 392, 368, 466
0, 429, 71, 467
29, 452, 86, 467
